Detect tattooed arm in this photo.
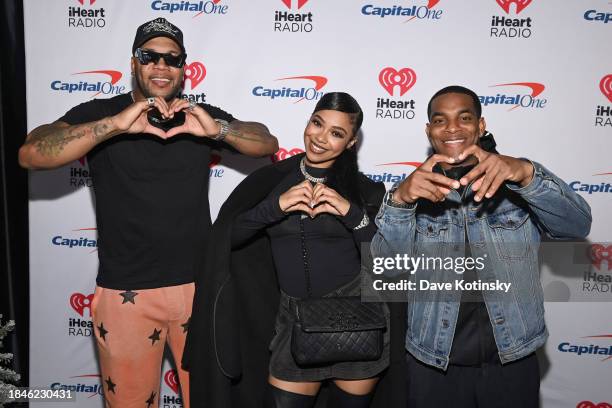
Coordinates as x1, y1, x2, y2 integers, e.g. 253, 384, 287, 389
163, 99, 278, 158
18, 118, 121, 169
19, 98, 168, 170
222, 120, 279, 157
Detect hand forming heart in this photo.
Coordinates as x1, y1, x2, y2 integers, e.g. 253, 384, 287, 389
112, 96, 221, 140
278, 180, 351, 218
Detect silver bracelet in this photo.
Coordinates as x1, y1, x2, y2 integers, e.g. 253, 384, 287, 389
214, 119, 230, 141
354, 212, 370, 230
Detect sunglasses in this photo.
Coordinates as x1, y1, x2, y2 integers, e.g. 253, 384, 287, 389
134, 48, 187, 68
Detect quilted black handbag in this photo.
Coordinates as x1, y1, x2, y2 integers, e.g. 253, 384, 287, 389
290, 217, 386, 366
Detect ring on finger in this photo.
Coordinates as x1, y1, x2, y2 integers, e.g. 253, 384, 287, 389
188, 101, 197, 111
146, 97, 155, 107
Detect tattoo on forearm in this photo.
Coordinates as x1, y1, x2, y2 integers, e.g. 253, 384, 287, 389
93, 121, 111, 140
26, 119, 114, 157
226, 121, 272, 144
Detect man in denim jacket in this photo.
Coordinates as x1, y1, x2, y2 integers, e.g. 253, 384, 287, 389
371, 86, 592, 408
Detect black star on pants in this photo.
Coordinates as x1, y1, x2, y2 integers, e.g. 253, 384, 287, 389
148, 328, 162, 345
105, 376, 116, 394
118, 290, 138, 304
97, 322, 108, 341
146, 391, 156, 407
181, 317, 191, 333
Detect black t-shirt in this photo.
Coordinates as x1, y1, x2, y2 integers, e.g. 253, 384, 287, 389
59, 93, 234, 289
442, 165, 499, 366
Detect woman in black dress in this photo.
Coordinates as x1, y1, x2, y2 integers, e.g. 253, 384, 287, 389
230, 92, 388, 407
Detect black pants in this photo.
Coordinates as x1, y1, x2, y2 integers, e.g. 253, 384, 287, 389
406, 353, 540, 408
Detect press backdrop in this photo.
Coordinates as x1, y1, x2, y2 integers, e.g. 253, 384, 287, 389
24, 1, 611, 407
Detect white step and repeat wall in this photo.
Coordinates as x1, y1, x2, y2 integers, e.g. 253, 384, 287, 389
24, 0, 610, 407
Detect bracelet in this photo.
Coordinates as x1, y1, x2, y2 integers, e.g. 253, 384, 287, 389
386, 188, 415, 209
353, 212, 370, 230
213, 119, 230, 141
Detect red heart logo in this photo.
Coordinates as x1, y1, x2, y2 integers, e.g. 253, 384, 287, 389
70, 293, 94, 317
209, 154, 222, 168
577, 402, 612, 408
496, 0, 532, 14
378, 67, 417, 97
271, 148, 304, 163
281, 0, 309, 9
184, 62, 207, 90
600, 74, 612, 104
164, 369, 180, 394
589, 244, 612, 271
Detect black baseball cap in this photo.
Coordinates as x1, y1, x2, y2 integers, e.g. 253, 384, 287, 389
132, 17, 186, 55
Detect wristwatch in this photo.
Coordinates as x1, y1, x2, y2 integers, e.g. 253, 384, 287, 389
213, 119, 230, 142
386, 186, 415, 209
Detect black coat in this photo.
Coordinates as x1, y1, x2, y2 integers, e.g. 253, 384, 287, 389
183, 154, 407, 407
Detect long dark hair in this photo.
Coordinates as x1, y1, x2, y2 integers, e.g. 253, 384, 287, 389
312, 92, 364, 206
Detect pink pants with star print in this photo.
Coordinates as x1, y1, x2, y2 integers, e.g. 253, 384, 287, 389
91, 283, 194, 408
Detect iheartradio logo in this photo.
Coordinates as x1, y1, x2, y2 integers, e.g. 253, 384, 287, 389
589, 244, 611, 271
281, 0, 309, 9
600, 75, 612, 104
77, 0, 96, 5
70, 293, 94, 317
271, 147, 304, 163
183, 62, 206, 90
577, 402, 612, 408
379, 67, 417, 97
496, 0, 532, 14
209, 153, 222, 168
164, 369, 180, 394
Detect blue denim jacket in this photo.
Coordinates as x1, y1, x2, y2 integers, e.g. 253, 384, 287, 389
371, 161, 591, 370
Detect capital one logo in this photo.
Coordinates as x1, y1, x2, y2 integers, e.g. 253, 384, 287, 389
281, 0, 309, 9
70, 293, 94, 317
183, 62, 206, 90
585, 334, 612, 364
379, 67, 417, 97
600, 74, 612, 103
589, 244, 611, 271
496, 0, 532, 14
164, 369, 180, 394
271, 147, 304, 163
379, 161, 423, 168
50, 70, 124, 98
577, 402, 612, 408
406, 0, 441, 22
479, 82, 546, 111
365, 161, 423, 184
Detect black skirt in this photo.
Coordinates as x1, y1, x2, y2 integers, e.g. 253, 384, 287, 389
268, 275, 390, 382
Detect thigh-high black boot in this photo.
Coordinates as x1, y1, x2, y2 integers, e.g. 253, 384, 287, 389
263, 383, 317, 408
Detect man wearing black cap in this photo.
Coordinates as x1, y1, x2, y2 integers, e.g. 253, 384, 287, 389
19, 17, 278, 408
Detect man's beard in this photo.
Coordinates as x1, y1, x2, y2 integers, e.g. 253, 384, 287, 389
135, 74, 181, 102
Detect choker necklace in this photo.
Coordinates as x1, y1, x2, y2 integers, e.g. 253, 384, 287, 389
300, 158, 327, 184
